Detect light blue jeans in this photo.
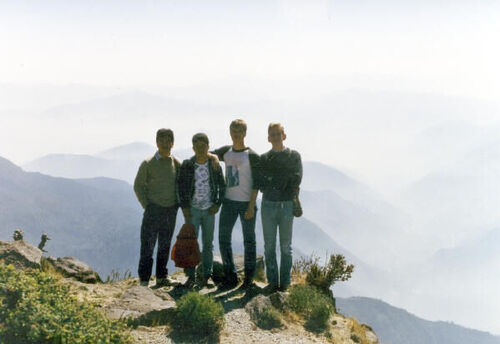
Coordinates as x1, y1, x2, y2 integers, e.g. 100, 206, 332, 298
261, 199, 294, 288
184, 207, 215, 278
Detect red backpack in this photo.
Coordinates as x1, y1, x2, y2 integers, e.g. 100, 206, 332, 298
171, 224, 201, 268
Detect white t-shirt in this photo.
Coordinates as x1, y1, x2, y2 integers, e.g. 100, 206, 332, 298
191, 162, 213, 210
223, 149, 253, 202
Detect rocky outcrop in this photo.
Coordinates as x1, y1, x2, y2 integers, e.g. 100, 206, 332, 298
0, 240, 42, 269
105, 285, 176, 325
46, 256, 101, 283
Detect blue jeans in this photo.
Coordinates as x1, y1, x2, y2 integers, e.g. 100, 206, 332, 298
261, 199, 294, 288
218, 199, 257, 281
184, 207, 215, 278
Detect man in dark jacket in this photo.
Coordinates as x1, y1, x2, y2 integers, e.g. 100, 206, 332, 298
178, 133, 225, 288
260, 122, 302, 292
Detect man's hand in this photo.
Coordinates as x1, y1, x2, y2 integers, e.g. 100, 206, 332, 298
182, 208, 192, 222
244, 205, 255, 219
208, 153, 221, 171
208, 204, 220, 215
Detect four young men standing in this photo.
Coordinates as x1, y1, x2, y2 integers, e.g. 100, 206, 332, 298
134, 121, 302, 291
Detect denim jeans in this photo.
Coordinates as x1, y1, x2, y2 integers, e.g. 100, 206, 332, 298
184, 207, 215, 278
218, 199, 257, 281
261, 199, 294, 288
138, 203, 178, 282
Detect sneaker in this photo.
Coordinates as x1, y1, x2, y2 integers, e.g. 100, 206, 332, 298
218, 277, 239, 290
154, 277, 172, 288
184, 276, 196, 289
139, 280, 149, 287
205, 277, 215, 288
241, 277, 256, 290
263, 284, 278, 295
195, 275, 208, 289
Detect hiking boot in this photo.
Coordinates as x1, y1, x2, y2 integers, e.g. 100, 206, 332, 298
139, 280, 149, 287
154, 277, 172, 288
184, 276, 196, 289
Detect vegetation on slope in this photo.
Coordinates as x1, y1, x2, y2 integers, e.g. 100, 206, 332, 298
0, 263, 133, 344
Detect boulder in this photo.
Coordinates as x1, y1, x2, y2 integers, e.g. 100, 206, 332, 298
245, 294, 273, 318
245, 294, 284, 329
197, 254, 265, 284
0, 240, 42, 269
105, 285, 176, 325
46, 256, 101, 283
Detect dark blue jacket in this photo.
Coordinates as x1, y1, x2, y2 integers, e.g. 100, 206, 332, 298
260, 148, 302, 201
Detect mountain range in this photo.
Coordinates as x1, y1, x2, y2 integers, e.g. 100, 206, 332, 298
337, 296, 500, 344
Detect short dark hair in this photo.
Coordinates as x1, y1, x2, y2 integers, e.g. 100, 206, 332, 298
192, 132, 209, 145
156, 128, 174, 142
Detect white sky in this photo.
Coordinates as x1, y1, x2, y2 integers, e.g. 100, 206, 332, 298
1, 1, 499, 100
1, 0, 500, 191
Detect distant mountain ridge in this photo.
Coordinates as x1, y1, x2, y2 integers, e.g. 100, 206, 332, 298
22, 142, 192, 184
337, 296, 500, 344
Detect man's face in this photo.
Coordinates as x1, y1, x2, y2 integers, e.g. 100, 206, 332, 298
157, 136, 173, 152
268, 127, 286, 145
193, 140, 209, 157
230, 127, 246, 142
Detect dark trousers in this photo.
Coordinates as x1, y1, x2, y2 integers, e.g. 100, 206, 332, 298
138, 203, 178, 282
218, 199, 257, 281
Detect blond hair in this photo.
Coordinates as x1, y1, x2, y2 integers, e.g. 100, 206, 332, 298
268, 122, 285, 134
230, 119, 247, 132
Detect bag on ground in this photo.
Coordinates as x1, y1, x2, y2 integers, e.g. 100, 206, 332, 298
171, 223, 201, 268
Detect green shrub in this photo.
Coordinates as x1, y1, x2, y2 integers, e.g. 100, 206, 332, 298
171, 292, 225, 341
305, 303, 331, 332
255, 306, 283, 330
292, 254, 354, 297
0, 264, 133, 344
288, 284, 333, 333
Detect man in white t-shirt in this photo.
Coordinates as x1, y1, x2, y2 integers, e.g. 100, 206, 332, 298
213, 119, 261, 289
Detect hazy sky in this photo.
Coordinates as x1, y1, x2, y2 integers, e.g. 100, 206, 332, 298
1, 0, 499, 99
1, 0, 500, 192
